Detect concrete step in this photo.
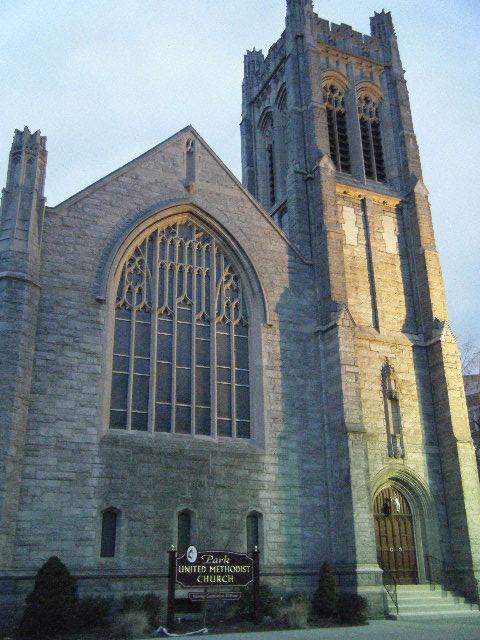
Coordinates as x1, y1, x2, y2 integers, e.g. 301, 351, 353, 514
398, 611, 480, 618
397, 593, 468, 602
400, 602, 475, 611
387, 585, 480, 619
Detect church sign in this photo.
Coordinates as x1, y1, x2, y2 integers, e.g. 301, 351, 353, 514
167, 546, 260, 629
176, 548, 254, 588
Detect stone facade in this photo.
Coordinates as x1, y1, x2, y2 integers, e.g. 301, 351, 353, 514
0, 0, 479, 629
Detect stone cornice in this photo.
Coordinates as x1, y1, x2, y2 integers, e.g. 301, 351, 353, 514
336, 182, 402, 207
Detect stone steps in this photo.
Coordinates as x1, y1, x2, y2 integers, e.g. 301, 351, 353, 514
387, 585, 480, 619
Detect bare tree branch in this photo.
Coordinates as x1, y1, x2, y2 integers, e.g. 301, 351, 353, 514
459, 339, 480, 375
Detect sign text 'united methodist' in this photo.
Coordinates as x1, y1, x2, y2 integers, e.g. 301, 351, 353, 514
176, 547, 254, 588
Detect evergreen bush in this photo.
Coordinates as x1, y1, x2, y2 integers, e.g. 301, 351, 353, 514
18, 556, 78, 638
336, 592, 368, 624
313, 561, 337, 617
76, 595, 113, 629
228, 583, 280, 621
141, 593, 162, 629
116, 592, 161, 629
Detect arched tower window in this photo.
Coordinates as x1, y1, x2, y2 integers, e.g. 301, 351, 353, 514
109, 218, 251, 439
100, 508, 119, 558
259, 111, 276, 207
177, 509, 192, 555
323, 84, 351, 174
275, 85, 288, 201
358, 95, 386, 182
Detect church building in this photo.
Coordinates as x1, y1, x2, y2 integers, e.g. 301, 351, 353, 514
1, 0, 479, 622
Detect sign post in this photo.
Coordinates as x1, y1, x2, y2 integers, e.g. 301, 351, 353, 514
167, 546, 177, 630
253, 545, 261, 624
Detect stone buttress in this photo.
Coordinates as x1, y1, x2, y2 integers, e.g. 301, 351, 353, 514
0, 128, 47, 567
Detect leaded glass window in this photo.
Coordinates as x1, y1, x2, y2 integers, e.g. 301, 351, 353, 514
358, 95, 386, 182
109, 219, 251, 439
323, 84, 351, 174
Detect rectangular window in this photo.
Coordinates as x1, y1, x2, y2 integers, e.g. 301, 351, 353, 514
100, 510, 118, 558
176, 368, 191, 405
155, 403, 171, 433
176, 404, 191, 434
114, 318, 131, 355
195, 407, 211, 436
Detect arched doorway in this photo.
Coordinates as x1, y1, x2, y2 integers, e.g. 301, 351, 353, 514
374, 486, 418, 584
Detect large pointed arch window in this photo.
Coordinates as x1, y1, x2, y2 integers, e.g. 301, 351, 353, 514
109, 218, 251, 439
323, 83, 351, 174
259, 111, 276, 208
358, 94, 386, 182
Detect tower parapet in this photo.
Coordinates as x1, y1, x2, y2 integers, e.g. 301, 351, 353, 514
316, 18, 382, 62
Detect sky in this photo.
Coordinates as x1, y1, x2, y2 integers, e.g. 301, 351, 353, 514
1, 0, 479, 346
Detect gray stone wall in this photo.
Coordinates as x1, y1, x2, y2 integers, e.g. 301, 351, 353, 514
11, 130, 332, 585
1, 1, 480, 628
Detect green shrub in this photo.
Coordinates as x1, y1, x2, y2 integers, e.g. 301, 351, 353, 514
116, 592, 161, 629
111, 611, 150, 639
313, 561, 337, 617
18, 556, 78, 638
141, 593, 162, 629
118, 594, 144, 613
336, 592, 368, 624
228, 583, 280, 621
286, 591, 310, 607
282, 592, 310, 629
77, 596, 113, 629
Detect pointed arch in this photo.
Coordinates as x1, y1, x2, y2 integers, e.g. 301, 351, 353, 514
100, 204, 267, 446
371, 466, 442, 583
257, 108, 274, 133
322, 71, 351, 173
275, 83, 287, 111
322, 69, 350, 92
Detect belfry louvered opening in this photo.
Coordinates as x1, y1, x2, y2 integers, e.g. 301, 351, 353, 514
358, 95, 386, 182
323, 84, 351, 174
109, 218, 251, 439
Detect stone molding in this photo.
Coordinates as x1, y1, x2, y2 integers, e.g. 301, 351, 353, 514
336, 182, 401, 207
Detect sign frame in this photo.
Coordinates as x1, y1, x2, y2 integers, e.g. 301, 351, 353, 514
175, 548, 254, 589
166, 546, 261, 630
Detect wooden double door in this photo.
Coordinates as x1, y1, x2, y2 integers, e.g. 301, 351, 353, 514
374, 486, 418, 584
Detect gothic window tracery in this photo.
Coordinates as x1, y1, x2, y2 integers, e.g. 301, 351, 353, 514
323, 84, 351, 174
259, 111, 276, 207
110, 218, 250, 439
275, 85, 288, 200
358, 95, 386, 182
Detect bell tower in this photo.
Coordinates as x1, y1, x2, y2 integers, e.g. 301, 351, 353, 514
241, 0, 480, 601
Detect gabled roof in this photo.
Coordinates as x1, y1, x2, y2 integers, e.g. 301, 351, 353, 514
50, 125, 312, 265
